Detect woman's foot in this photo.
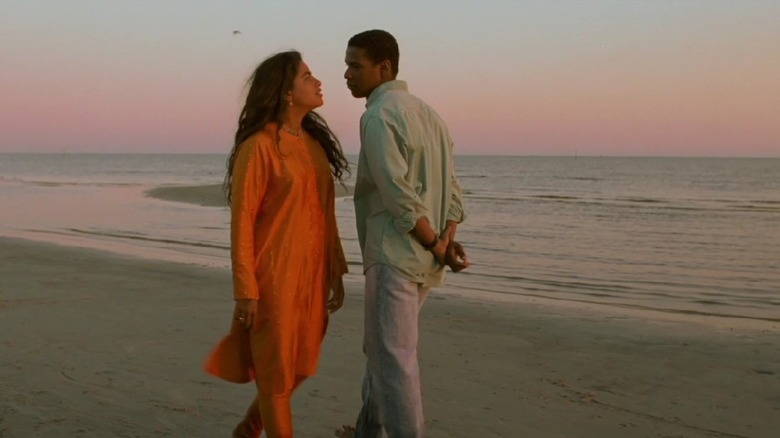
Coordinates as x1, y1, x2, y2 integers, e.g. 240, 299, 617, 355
232, 417, 263, 438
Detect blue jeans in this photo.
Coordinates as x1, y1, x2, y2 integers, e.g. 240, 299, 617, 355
355, 264, 430, 438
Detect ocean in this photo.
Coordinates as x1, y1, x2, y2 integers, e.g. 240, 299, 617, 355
1, 153, 778, 322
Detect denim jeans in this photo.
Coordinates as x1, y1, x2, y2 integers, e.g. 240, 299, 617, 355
355, 263, 430, 438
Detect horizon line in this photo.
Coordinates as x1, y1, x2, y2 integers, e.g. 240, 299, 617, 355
2, 151, 779, 159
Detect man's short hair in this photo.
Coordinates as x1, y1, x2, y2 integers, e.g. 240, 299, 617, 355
348, 29, 399, 77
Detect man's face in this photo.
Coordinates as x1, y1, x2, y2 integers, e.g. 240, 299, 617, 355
344, 47, 383, 99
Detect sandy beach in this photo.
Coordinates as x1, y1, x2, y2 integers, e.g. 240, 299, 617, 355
1, 183, 778, 437
1, 235, 778, 437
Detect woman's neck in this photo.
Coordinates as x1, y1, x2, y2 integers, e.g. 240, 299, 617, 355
283, 109, 306, 131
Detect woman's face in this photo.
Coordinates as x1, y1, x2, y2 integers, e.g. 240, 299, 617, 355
289, 61, 323, 111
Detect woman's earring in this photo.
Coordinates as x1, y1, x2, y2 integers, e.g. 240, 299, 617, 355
288, 100, 293, 107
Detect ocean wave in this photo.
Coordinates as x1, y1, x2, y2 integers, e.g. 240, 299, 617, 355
66, 228, 228, 250
456, 283, 780, 323
464, 193, 780, 213
560, 176, 602, 182
2, 178, 143, 188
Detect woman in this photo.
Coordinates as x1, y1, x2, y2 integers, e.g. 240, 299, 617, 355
204, 51, 350, 438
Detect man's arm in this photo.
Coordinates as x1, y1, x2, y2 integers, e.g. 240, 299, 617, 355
410, 216, 449, 264
362, 115, 428, 235
362, 115, 467, 268
446, 142, 467, 228
442, 142, 470, 271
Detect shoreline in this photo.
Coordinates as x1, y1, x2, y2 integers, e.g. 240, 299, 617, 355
110, 181, 780, 332
8, 178, 777, 332
448, 283, 780, 334
1, 236, 778, 437
145, 182, 354, 207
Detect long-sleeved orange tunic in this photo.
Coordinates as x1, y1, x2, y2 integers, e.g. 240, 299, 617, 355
205, 123, 348, 397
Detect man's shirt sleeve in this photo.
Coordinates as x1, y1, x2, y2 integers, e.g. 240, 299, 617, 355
362, 114, 427, 234
447, 142, 467, 223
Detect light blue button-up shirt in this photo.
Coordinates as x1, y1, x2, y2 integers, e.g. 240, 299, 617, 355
353, 80, 467, 287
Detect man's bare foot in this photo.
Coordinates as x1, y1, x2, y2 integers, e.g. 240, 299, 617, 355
334, 425, 356, 438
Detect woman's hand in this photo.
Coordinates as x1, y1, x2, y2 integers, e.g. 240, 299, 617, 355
234, 299, 258, 329
328, 276, 345, 313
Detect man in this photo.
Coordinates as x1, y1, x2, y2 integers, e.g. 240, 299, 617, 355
344, 29, 469, 438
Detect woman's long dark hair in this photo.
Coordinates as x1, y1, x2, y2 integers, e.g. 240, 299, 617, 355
224, 51, 349, 205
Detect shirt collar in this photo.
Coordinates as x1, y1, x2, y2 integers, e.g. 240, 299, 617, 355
366, 80, 408, 108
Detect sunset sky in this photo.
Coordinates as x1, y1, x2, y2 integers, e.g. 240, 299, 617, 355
1, 0, 778, 156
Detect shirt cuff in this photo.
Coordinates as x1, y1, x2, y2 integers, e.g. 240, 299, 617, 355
232, 270, 259, 300
447, 207, 467, 223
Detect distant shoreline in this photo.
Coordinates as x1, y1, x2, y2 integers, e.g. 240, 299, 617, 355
2, 152, 779, 159
145, 183, 354, 207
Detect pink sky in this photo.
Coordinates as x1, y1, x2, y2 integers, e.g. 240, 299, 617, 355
1, 1, 778, 156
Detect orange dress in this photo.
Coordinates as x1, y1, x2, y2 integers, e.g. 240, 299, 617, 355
205, 123, 348, 436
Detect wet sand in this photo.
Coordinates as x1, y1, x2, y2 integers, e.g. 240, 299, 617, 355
145, 183, 354, 207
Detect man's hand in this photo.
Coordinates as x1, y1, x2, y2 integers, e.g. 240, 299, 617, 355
234, 299, 258, 330
444, 240, 470, 272
430, 234, 450, 265
328, 276, 345, 313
